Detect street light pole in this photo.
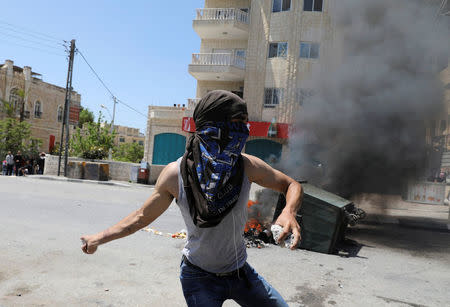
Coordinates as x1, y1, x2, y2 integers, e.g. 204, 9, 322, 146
108, 97, 117, 160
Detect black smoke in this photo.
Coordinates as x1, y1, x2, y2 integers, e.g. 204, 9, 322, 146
284, 0, 450, 197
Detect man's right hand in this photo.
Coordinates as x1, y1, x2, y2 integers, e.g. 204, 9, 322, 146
81, 235, 99, 254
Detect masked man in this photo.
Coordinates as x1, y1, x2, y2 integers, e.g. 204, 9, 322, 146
81, 90, 303, 306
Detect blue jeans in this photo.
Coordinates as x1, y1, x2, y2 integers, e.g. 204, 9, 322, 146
180, 258, 288, 307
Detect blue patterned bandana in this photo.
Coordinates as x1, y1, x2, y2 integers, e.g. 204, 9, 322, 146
181, 90, 249, 228
195, 122, 249, 215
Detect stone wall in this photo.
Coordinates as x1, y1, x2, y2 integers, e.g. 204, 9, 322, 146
44, 155, 140, 182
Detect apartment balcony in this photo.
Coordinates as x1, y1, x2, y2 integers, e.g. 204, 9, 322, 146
193, 8, 249, 40
188, 53, 246, 81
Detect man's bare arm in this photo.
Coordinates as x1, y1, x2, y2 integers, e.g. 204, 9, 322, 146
81, 162, 179, 254
243, 154, 303, 249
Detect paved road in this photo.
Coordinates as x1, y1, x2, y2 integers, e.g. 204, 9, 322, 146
1, 176, 449, 306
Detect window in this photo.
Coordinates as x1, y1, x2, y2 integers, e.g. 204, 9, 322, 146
268, 42, 288, 58
295, 89, 315, 106
300, 42, 320, 59
57, 106, 63, 122
272, 0, 291, 12
34, 101, 42, 118
138, 140, 144, 145
119, 137, 125, 143
264, 88, 284, 108
9, 88, 20, 111
304, 0, 323, 12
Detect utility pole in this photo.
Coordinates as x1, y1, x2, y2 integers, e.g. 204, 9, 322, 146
58, 39, 76, 176
108, 96, 117, 160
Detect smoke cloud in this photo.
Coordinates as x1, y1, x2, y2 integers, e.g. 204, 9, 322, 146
284, 0, 450, 196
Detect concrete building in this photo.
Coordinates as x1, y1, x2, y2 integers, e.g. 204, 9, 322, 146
0, 59, 81, 153
101, 123, 145, 146
144, 0, 333, 167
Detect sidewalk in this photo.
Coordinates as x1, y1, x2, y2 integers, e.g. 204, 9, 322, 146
351, 193, 450, 232
26, 174, 154, 189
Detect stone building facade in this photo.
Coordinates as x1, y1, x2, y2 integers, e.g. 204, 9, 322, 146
113, 125, 145, 146
100, 123, 145, 146
0, 59, 81, 153
145, 0, 335, 167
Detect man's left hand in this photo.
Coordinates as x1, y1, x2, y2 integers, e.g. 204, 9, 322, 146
274, 210, 301, 250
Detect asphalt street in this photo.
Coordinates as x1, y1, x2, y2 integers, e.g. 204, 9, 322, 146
0, 176, 449, 307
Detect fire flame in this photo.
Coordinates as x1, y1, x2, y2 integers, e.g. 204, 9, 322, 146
245, 200, 263, 234
245, 218, 263, 233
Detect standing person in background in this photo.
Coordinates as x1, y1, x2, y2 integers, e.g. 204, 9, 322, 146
37, 152, 46, 175
5, 151, 15, 176
81, 91, 303, 306
2, 159, 6, 176
14, 151, 24, 176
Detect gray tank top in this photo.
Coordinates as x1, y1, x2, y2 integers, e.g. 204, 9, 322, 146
176, 158, 251, 273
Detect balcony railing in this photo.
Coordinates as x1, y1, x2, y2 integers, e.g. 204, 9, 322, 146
195, 8, 249, 24
187, 98, 201, 110
191, 53, 246, 69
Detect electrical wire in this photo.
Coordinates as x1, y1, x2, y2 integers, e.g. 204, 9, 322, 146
0, 23, 65, 47
0, 30, 64, 51
0, 19, 64, 43
0, 37, 66, 57
76, 48, 115, 99
77, 48, 148, 119
115, 98, 148, 118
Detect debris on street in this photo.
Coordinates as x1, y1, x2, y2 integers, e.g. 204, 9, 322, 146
143, 228, 187, 239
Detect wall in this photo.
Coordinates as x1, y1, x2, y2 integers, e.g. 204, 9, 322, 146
44, 155, 140, 182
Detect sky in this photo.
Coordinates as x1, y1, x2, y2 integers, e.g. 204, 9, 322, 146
0, 0, 205, 133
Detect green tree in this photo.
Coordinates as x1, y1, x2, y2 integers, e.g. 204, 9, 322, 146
69, 113, 116, 160
78, 107, 95, 128
0, 118, 42, 158
113, 142, 144, 163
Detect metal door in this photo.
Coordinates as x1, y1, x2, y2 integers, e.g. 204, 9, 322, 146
245, 139, 282, 164
152, 133, 186, 165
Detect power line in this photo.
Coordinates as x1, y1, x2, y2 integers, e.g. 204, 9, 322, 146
77, 48, 148, 119
0, 37, 66, 57
77, 48, 115, 98
116, 98, 148, 118
0, 23, 65, 46
0, 30, 64, 51
0, 19, 64, 43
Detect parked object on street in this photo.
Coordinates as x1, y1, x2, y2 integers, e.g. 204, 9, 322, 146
137, 161, 149, 184
84, 162, 109, 181
273, 182, 365, 254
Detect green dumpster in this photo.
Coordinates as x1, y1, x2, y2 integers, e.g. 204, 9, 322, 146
273, 183, 355, 254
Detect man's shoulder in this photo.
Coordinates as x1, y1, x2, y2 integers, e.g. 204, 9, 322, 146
157, 161, 179, 198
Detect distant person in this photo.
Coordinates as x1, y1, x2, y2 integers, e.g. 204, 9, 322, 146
14, 151, 24, 176
18, 160, 32, 176
2, 159, 6, 176
37, 152, 46, 175
81, 90, 303, 306
5, 151, 14, 176
437, 170, 446, 183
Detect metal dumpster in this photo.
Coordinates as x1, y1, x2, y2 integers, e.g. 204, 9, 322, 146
273, 183, 358, 254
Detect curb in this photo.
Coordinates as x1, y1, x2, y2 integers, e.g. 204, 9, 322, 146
361, 215, 450, 233
28, 175, 138, 188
